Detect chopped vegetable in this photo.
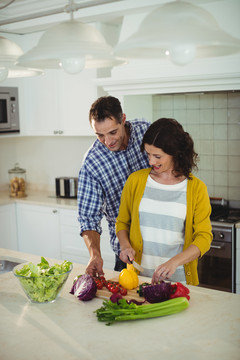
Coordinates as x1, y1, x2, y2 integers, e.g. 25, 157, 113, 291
142, 281, 172, 303
137, 282, 151, 297
110, 293, 123, 303
118, 264, 139, 290
170, 282, 190, 300
70, 274, 97, 301
95, 297, 189, 325
14, 257, 72, 303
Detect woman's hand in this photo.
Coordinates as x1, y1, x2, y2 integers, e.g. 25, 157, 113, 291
152, 259, 178, 284
152, 245, 201, 284
117, 229, 136, 264
120, 247, 136, 264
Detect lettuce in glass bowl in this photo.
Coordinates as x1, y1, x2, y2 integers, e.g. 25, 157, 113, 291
13, 257, 72, 303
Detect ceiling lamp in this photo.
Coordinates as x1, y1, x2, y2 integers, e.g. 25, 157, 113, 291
0, 36, 42, 82
115, 1, 240, 66
17, 17, 125, 74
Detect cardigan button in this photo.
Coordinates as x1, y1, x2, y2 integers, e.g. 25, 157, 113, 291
187, 271, 191, 276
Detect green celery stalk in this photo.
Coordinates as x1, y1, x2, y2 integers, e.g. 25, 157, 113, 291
95, 297, 189, 324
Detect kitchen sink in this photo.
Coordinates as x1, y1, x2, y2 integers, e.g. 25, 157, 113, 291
0, 259, 24, 274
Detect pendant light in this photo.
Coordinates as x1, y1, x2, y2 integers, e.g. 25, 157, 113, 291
115, 1, 240, 66
0, 36, 42, 82
17, 1, 125, 74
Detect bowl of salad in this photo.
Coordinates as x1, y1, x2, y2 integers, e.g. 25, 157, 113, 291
13, 257, 73, 303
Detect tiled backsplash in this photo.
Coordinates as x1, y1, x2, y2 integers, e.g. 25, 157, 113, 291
152, 91, 240, 201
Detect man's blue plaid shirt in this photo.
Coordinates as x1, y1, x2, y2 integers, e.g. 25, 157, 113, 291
77, 119, 150, 255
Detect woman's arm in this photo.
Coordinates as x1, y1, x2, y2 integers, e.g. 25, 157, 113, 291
152, 244, 201, 284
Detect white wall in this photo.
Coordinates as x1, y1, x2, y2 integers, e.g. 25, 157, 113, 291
0, 136, 95, 192
123, 91, 240, 201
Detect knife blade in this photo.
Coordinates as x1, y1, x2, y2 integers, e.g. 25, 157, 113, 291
132, 260, 144, 272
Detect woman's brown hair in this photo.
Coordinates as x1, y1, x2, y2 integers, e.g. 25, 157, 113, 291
141, 118, 199, 179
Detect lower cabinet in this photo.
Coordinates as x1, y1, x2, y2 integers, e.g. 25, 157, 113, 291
236, 228, 240, 294
0, 203, 18, 251
59, 208, 115, 270
16, 203, 61, 259
12, 203, 115, 270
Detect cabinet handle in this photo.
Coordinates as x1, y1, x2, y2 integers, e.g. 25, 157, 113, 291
53, 130, 59, 135
58, 130, 63, 135
52, 209, 58, 214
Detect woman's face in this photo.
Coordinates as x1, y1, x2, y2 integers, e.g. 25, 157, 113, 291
144, 143, 174, 174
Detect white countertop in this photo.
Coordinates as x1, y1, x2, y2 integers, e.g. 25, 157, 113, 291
0, 190, 77, 210
0, 248, 240, 360
1, 190, 240, 227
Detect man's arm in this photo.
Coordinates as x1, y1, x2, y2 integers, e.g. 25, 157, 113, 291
82, 230, 104, 277
78, 163, 105, 276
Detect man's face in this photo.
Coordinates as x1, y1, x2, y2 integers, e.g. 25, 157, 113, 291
91, 115, 127, 151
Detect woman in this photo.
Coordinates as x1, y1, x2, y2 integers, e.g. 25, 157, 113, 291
116, 118, 212, 285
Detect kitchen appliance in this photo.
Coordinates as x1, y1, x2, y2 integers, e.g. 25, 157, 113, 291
55, 177, 78, 199
198, 198, 240, 293
0, 87, 20, 134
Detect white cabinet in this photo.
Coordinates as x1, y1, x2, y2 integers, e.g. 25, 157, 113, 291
22, 69, 97, 136
0, 203, 18, 251
16, 203, 61, 259
59, 208, 115, 270
14, 203, 115, 269
236, 227, 240, 294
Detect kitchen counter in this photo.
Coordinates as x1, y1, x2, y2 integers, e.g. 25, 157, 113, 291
1, 248, 240, 360
0, 190, 77, 209
1, 190, 240, 228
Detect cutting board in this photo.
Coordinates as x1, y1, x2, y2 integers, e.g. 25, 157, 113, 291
96, 277, 147, 302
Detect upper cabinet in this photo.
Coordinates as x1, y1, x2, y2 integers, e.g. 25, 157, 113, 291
21, 68, 97, 136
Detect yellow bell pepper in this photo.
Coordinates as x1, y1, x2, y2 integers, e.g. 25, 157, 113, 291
118, 264, 139, 290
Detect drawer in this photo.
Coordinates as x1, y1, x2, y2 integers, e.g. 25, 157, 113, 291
59, 208, 79, 227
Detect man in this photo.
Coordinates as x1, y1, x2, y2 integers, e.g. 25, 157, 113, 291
77, 96, 150, 276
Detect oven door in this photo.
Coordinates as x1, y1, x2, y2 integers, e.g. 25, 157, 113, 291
197, 239, 233, 292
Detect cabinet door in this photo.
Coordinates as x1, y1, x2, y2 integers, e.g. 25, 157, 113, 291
22, 71, 60, 135
16, 203, 61, 259
59, 208, 89, 264
58, 69, 97, 136
59, 208, 115, 269
236, 228, 240, 294
22, 69, 97, 136
0, 204, 18, 250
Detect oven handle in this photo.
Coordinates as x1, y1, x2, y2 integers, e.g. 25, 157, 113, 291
210, 244, 224, 250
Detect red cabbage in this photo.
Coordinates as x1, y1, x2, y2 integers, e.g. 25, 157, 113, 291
142, 281, 172, 303
110, 293, 123, 303
70, 274, 97, 301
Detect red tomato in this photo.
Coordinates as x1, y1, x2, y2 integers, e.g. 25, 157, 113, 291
96, 281, 103, 290
107, 282, 113, 290
110, 286, 119, 294
120, 287, 127, 296
99, 276, 107, 286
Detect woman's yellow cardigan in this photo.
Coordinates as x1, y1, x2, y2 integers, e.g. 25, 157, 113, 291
116, 168, 213, 286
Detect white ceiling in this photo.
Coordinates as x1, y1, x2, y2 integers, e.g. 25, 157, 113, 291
0, 0, 222, 35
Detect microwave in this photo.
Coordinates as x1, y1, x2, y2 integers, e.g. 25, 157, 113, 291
0, 87, 20, 134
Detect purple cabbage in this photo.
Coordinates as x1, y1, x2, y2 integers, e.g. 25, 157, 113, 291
110, 293, 123, 303
70, 274, 97, 301
142, 281, 172, 303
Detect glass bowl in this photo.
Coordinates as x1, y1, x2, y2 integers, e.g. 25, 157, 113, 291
13, 261, 73, 303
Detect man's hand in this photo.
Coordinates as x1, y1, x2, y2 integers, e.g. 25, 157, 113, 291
82, 230, 104, 277
85, 254, 104, 277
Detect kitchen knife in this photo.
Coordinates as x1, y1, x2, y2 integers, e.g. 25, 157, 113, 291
132, 260, 144, 272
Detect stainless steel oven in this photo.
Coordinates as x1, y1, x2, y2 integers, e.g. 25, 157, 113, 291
197, 198, 240, 293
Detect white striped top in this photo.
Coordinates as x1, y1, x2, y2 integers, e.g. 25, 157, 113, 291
139, 175, 187, 282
